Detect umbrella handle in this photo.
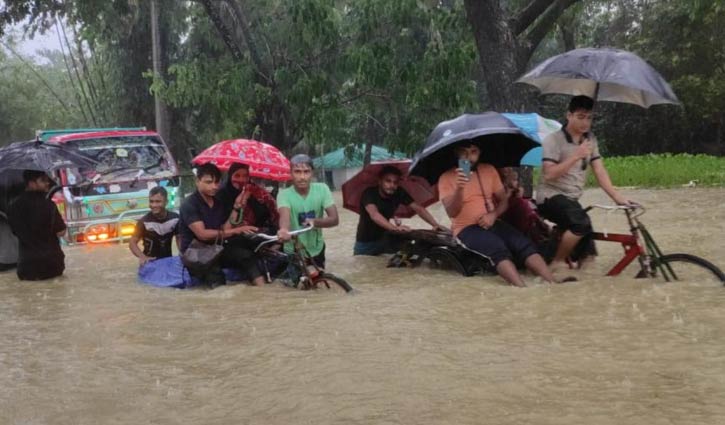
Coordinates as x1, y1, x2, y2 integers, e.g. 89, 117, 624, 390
230, 207, 244, 226
47, 185, 62, 200
593, 82, 600, 102
229, 187, 247, 226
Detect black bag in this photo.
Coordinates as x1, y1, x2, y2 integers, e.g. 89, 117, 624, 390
181, 233, 224, 274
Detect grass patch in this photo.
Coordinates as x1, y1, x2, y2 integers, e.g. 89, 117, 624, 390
590, 154, 725, 188
532, 154, 725, 188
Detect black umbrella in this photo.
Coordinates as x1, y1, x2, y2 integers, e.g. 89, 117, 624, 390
0, 169, 24, 214
0, 140, 98, 173
0, 141, 98, 207
516, 47, 679, 108
409, 112, 539, 185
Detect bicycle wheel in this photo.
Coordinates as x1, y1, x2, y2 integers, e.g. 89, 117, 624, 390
657, 253, 725, 285
314, 272, 354, 293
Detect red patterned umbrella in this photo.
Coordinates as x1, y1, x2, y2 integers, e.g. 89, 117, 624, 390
192, 139, 291, 181
341, 160, 438, 218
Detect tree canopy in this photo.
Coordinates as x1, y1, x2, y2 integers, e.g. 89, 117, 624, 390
1, 0, 723, 159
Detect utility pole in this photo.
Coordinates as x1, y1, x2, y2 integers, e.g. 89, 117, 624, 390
150, 0, 170, 144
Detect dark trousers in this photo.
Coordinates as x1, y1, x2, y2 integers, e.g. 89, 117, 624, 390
353, 234, 403, 256
189, 239, 262, 287
538, 194, 597, 261
0, 262, 16, 272
537, 195, 592, 236
458, 221, 538, 267
310, 244, 326, 269
17, 257, 64, 281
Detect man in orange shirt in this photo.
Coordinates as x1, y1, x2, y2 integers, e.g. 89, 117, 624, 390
438, 143, 561, 287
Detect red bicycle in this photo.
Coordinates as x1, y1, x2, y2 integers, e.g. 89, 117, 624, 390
585, 204, 724, 284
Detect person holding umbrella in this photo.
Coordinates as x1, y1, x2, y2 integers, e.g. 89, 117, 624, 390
7, 170, 67, 281
516, 47, 680, 271
219, 162, 279, 236
0, 138, 97, 280
353, 165, 446, 256
439, 143, 563, 287
535, 95, 632, 270
411, 112, 567, 286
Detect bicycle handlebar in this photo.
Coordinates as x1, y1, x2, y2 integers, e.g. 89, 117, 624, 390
253, 225, 314, 252
584, 202, 643, 213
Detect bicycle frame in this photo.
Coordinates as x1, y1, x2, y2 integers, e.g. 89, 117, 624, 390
253, 226, 325, 288
589, 205, 678, 280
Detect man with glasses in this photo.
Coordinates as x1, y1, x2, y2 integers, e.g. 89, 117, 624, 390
536, 95, 632, 271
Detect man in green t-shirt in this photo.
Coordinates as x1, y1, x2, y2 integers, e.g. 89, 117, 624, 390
276, 154, 339, 267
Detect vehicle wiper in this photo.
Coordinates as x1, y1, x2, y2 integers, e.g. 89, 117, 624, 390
129, 169, 145, 188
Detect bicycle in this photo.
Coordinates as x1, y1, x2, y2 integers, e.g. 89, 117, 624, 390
252, 226, 354, 293
584, 204, 724, 285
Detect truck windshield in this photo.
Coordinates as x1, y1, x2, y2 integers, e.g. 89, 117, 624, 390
65, 136, 177, 184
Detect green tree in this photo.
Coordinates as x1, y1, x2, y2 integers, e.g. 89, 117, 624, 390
0, 44, 85, 145
332, 0, 479, 158
556, 0, 725, 155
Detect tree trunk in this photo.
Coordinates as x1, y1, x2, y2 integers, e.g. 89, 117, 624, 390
463, 0, 581, 112
464, 0, 525, 111
715, 112, 724, 154
558, 11, 577, 51
150, 0, 170, 144
197, 0, 245, 61
363, 117, 380, 166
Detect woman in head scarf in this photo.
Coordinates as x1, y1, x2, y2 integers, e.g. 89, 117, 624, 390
218, 162, 279, 235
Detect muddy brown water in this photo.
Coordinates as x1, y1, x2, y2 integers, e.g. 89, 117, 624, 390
1, 188, 724, 425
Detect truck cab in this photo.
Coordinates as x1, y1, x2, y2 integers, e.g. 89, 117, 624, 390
40, 128, 180, 244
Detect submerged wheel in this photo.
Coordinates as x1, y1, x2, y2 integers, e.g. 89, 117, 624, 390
314, 273, 354, 293
657, 253, 725, 285
427, 246, 472, 276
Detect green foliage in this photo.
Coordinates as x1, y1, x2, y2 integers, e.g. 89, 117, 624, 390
0, 0, 66, 36
312, 0, 479, 155
542, 0, 725, 156
639, 1, 725, 125
532, 154, 725, 188
586, 154, 725, 187
149, 0, 479, 157
0, 46, 85, 145
4, 0, 724, 161
149, 56, 258, 145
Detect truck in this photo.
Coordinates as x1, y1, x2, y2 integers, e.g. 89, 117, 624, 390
39, 128, 181, 244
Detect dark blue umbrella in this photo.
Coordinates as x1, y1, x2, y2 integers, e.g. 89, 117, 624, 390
409, 112, 539, 185
516, 47, 679, 108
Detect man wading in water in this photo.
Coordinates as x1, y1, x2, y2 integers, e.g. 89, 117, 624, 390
8, 170, 67, 281
276, 154, 339, 268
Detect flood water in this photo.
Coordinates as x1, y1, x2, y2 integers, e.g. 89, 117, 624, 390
2, 188, 724, 424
